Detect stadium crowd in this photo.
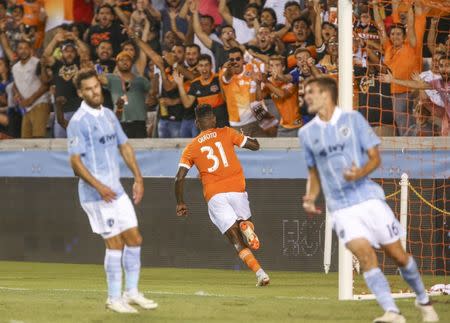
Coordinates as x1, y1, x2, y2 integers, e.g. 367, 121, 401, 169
0, 0, 448, 139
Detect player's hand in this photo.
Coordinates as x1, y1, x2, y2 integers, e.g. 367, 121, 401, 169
176, 203, 188, 217
302, 195, 321, 214
97, 184, 117, 203
343, 163, 362, 182
133, 179, 144, 205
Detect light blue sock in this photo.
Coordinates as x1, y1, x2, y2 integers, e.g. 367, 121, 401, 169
104, 249, 122, 300
364, 268, 399, 313
123, 245, 141, 296
399, 256, 429, 304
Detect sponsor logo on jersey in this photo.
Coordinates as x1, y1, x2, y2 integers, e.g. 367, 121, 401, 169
99, 133, 116, 144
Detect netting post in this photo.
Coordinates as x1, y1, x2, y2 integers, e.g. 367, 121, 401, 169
399, 173, 409, 251
324, 208, 332, 274
338, 0, 354, 301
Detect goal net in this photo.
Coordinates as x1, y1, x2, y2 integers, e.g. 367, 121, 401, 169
333, 0, 449, 300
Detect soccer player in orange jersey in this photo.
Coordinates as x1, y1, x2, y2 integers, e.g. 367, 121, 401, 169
174, 104, 270, 286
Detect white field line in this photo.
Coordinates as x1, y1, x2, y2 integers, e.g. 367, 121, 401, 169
0, 286, 329, 301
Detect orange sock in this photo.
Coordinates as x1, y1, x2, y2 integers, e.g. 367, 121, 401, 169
238, 248, 261, 273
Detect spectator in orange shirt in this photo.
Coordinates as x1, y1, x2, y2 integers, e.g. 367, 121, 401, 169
373, 0, 419, 136
219, 47, 268, 137
263, 55, 301, 137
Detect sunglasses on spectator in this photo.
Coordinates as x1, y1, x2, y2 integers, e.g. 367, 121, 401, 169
229, 57, 242, 62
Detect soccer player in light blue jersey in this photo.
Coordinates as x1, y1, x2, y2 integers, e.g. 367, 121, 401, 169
67, 69, 157, 314
299, 77, 439, 323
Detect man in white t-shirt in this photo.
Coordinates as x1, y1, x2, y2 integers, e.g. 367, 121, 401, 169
219, 0, 258, 44
11, 40, 49, 138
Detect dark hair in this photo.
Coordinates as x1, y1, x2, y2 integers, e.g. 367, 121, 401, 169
261, 7, 277, 26
269, 54, 286, 66
292, 17, 310, 28
284, 1, 301, 11
322, 21, 337, 31
244, 3, 261, 16
16, 39, 32, 47
199, 14, 214, 25
120, 40, 140, 61
97, 4, 114, 15
220, 24, 235, 34
186, 43, 201, 53
74, 68, 99, 90
0, 0, 6, 9
227, 47, 243, 58
305, 77, 338, 104
195, 104, 214, 119
389, 23, 406, 36
97, 40, 113, 48
198, 54, 212, 64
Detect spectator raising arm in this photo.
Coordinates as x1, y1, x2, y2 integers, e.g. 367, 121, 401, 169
145, 0, 162, 21
372, 0, 387, 45
192, 2, 213, 49
427, 17, 439, 55
218, 0, 233, 26
0, 23, 15, 63
107, 0, 130, 25
313, 0, 323, 49
406, 4, 416, 49
172, 69, 195, 108
169, 10, 186, 43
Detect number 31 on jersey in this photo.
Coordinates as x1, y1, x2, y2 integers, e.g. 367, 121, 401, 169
201, 142, 229, 173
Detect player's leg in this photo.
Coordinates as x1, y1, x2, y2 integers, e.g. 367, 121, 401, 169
333, 204, 404, 322
382, 240, 439, 322
229, 192, 260, 250
117, 194, 158, 310
346, 238, 403, 321
103, 235, 137, 313
208, 193, 269, 286
224, 223, 269, 286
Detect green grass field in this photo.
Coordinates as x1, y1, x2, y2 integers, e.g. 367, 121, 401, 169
0, 261, 448, 323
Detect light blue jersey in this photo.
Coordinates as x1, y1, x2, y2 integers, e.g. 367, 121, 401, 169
67, 101, 128, 203
298, 108, 385, 212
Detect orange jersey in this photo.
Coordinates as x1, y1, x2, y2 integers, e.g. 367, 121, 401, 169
219, 63, 259, 126
179, 127, 247, 201
264, 79, 301, 129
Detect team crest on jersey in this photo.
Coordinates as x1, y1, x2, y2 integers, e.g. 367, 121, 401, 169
69, 136, 79, 147
210, 84, 219, 92
107, 218, 114, 227
339, 126, 351, 138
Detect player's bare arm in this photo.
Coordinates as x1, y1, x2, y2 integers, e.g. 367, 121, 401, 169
119, 142, 144, 204
175, 166, 189, 216
303, 167, 321, 214
343, 146, 381, 182
70, 154, 117, 202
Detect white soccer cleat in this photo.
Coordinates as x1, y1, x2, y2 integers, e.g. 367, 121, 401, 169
373, 311, 406, 323
123, 291, 158, 310
106, 298, 139, 313
256, 272, 270, 287
415, 300, 439, 322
